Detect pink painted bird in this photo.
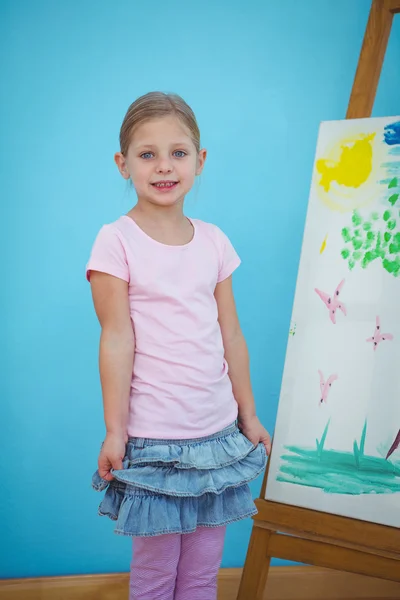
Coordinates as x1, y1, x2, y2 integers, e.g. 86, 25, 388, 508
315, 279, 347, 324
318, 370, 338, 406
366, 316, 393, 350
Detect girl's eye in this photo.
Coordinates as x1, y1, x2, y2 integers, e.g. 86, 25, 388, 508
173, 150, 187, 158
140, 152, 154, 159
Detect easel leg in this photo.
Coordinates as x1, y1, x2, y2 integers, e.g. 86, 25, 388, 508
237, 526, 272, 600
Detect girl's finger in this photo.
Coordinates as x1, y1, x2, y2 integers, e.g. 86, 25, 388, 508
113, 457, 123, 470
98, 465, 113, 480
263, 438, 271, 455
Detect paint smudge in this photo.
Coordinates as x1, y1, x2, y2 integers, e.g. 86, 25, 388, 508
319, 234, 328, 254
289, 321, 296, 337
315, 279, 346, 324
387, 430, 400, 460
366, 316, 394, 350
382, 160, 400, 176
340, 171, 400, 277
318, 370, 338, 406
383, 120, 400, 146
340, 214, 400, 275
316, 133, 375, 192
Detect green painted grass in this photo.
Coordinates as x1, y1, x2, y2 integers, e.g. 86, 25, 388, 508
316, 419, 330, 458
277, 420, 400, 495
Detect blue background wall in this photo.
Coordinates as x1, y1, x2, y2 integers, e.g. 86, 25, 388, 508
1, 0, 399, 579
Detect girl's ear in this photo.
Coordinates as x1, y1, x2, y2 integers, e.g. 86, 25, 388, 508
114, 152, 130, 180
196, 148, 207, 176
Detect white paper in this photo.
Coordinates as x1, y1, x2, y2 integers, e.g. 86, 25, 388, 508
265, 116, 400, 528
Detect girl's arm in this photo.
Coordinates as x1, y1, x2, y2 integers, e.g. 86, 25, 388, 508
90, 271, 135, 480
215, 276, 271, 453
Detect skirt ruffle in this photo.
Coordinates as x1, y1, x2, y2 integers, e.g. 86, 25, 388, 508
116, 427, 257, 470
97, 480, 258, 537
92, 422, 267, 537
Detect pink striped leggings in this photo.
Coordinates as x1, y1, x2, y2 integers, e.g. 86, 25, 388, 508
130, 526, 226, 600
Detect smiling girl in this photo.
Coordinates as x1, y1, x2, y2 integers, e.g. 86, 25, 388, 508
86, 91, 270, 600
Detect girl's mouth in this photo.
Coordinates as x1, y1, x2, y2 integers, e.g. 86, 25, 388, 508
151, 181, 178, 191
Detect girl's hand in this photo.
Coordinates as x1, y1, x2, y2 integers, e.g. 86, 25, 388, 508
239, 415, 272, 455
98, 432, 127, 481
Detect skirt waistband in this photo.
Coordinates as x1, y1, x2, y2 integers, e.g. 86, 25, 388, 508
128, 421, 238, 449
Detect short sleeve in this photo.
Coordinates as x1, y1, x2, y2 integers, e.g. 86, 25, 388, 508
215, 226, 241, 283
86, 224, 130, 283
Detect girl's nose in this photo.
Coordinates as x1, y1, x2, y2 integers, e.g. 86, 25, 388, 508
156, 158, 173, 173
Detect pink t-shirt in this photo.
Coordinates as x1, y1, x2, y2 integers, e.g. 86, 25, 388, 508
86, 216, 240, 439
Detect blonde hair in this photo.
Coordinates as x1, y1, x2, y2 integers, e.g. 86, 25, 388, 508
119, 92, 201, 155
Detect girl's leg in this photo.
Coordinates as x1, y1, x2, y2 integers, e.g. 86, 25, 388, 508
174, 526, 226, 600
130, 533, 182, 600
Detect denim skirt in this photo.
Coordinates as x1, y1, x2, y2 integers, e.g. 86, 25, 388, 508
92, 421, 267, 537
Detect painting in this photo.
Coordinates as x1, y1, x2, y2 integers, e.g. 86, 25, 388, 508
266, 116, 400, 528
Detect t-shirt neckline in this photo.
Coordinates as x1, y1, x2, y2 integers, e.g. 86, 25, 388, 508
121, 215, 196, 249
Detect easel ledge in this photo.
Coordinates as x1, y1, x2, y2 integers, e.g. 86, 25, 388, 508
237, 474, 400, 598
253, 499, 399, 571
238, 1, 400, 598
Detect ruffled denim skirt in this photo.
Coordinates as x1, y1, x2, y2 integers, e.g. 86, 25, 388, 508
92, 421, 267, 537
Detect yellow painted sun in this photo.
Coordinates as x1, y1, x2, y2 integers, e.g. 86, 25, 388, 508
314, 130, 386, 213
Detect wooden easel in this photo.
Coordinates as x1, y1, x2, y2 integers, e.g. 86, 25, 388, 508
237, 1, 400, 598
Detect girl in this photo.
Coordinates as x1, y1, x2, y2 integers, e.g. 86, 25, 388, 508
87, 91, 271, 600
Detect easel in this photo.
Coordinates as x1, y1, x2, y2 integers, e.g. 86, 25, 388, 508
237, 1, 400, 598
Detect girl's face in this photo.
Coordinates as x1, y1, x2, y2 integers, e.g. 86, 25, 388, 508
115, 116, 206, 208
